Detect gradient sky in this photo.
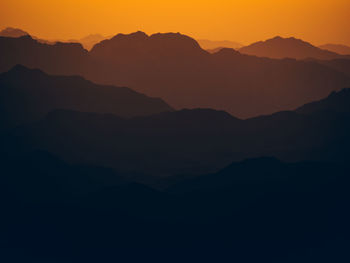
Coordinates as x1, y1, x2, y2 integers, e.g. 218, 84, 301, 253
1, 0, 349, 45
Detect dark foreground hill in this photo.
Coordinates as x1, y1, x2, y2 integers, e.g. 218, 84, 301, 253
1, 148, 350, 262
1, 34, 350, 118
0, 65, 172, 131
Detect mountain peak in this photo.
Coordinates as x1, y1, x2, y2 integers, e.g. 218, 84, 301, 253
5, 64, 45, 77
149, 32, 203, 51
90, 31, 206, 59
8, 64, 32, 72
0, 27, 29, 38
271, 35, 283, 40
111, 31, 149, 41
215, 47, 240, 55
260, 36, 313, 47
239, 36, 342, 60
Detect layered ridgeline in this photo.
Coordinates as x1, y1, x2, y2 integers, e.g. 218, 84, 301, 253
1, 33, 350, 118
0, 27, 108, 50
238, 36, 349, 60
0, 27, 30, 38
0, 65, 172, 131
319, 44, 350, 55
2, 93, 350, 261
2, 149, 350, 262
0, 27, 57, 45
4, 85, 350, 176
196, 38, 243, 51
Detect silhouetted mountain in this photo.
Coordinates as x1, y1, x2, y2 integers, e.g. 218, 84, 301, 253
319, 43, 350, 55
2, 30, 350, 263
89, 33, 350, 117
0, 35, 89, 75
197, 39, 243, 50
239, 36, 347, 60
90, 31, 208, 61
296, 88, 350, 114
0, 27, 29, 38
0, 27, 57, 45
0, 65, 172, 131
1, 65, 350, 261
1, 148, 350, 262
1, 33, 350, 117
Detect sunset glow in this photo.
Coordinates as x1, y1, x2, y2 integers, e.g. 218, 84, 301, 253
1, 0, 350, 45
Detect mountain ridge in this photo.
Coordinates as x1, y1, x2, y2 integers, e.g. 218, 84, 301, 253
239, 36, 348, 60
0, 27, 29, 38
319, 43, 350, 55
0, 65, 173, 130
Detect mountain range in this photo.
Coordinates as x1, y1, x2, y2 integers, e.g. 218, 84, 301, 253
1, 33, 350, 118
0, 27, 108, 50
2, 122, 350, 262
0, 65, 171, 131
2, 66, 349, 175
2, 27, 350, 262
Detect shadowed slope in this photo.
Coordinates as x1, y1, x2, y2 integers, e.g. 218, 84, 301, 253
5, 88, 350, 175
0, 35, 89, 75
0, 65, 172, 130
296, 88, 350, 114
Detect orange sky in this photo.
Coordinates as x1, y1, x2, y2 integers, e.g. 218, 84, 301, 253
1, 0, 349, 45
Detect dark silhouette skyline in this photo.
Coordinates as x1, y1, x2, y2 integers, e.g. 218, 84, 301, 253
1, 24, 350, 262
